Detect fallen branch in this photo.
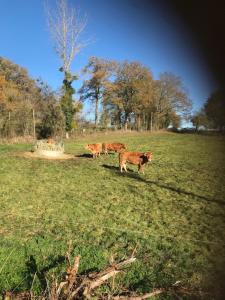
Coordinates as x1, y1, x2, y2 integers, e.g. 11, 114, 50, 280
66, 256, 80, 295
88, 257, 136, 279
112, 286, 206, 300
83, 269, 121, 298
82, 257, 136, 299
58, 256, 137, 300
2, 253, 208, 300
112, 288, 166, 299
2, 291, 31, 300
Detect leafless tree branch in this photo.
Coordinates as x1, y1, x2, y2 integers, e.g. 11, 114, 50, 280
45, 0, 88, 73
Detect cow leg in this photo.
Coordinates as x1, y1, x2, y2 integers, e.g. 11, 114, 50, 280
138, 164, 141, 173
120, 162, 127, 172
138, 164, 145, 174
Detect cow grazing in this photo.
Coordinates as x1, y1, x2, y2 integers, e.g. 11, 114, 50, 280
102, 142, 126, 154
119, 151, 152, 174
85, 143, 102, 158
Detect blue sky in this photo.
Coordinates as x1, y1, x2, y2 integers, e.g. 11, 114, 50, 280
0, 0, 216, 121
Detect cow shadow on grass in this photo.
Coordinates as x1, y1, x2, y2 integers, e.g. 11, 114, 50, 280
102, 164, 225, 206
102, 164, 134, 173
76, 153, 116, 159
75, 153, 93, 158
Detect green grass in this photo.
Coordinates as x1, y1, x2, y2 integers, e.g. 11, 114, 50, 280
0, 132, 225, 298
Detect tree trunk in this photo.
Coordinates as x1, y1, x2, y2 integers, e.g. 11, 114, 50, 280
137, 114, 141, 131
8, 111, 11, 138
150, 112, 153, 132
146, 113, 150, 131
95, 97, 99, 127
124, 112, 129, 131
32, 109, 36, 139
118, 110, 122, 129
124, 121, 127, 131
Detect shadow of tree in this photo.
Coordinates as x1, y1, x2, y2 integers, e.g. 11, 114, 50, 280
128, 276, 152, 293
24, 254, 66, 290
102, 164, 225, 206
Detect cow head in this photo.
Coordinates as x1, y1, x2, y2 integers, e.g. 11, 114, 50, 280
144, 152, 152, 162
117, 144, 126, 153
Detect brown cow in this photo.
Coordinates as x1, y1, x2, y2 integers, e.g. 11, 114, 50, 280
85, 143, 102, 158
119, 151, 152, 174
102, 142, 126, 154
47, 138, 54, 144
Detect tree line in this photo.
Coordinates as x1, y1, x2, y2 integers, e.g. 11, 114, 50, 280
1, 0, 224, 139
0, 56, 66, 139
191, 89, 225, 132
0, 55, 194, 139
1, 54, 224, 139
79, 57, 192, 131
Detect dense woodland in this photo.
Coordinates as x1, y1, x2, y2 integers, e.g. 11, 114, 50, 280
0, 55, 224, 139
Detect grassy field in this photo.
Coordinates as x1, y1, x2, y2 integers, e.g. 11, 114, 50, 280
0, 131, 225, 298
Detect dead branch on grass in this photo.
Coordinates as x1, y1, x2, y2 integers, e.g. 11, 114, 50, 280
41, 254, 136, 299
2, 291, 32, 300
112, 288, 166, 299
2, 254, 206, 300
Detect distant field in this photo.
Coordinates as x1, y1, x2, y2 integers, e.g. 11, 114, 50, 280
0, 132, 225, 298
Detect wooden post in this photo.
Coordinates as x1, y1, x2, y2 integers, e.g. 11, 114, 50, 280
32, 109, 36, 138
150, 112, 153, 132
8, 111, 11, 138
95, 97, 99, 128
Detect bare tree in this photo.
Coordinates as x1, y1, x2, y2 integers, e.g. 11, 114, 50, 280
153, 72, 192, 129
45, 0, 88, 73
45, 0, 88, 138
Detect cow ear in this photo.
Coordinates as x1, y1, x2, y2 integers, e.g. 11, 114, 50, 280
144, 152, 152, 158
